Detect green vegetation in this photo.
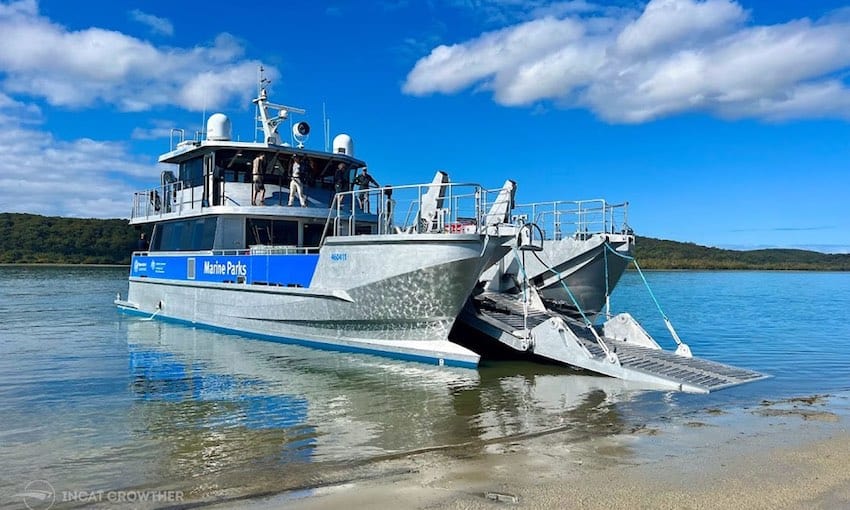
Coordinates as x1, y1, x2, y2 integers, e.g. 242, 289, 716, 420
0, 213, 144, 264
635, 236, 850, 271
1, 213, 848, 270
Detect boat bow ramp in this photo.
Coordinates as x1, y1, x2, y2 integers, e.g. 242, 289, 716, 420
460, 292, 768, 394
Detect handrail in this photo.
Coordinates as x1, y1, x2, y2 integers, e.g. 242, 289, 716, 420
169, 128, 185, 151
323, 179, 492, 239
132, 177, 501, 247
138, 248, 320, 256
513, 199, 630, 240
131, 181, 189, 221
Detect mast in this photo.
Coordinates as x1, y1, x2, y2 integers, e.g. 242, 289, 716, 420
252, 66, 306, 146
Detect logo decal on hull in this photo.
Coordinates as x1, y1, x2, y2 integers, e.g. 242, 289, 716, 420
202, 260, 248, 277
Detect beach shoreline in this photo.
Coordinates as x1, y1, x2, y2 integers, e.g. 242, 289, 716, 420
211, 391, 850, 510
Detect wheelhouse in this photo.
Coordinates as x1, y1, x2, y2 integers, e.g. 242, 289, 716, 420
132, 140, 375, 254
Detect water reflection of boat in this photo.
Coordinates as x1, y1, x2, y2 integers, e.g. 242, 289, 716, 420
125, 317, 704, 501
123, 320, 668, 465
125, 319, 483, 465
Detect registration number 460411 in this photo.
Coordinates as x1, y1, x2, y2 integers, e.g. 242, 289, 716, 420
330, 252, 348, 262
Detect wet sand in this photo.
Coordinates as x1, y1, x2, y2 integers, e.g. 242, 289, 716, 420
210, 392, 850, 510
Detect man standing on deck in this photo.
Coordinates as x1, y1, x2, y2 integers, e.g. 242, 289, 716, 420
353, 167, 379, 213
288, 155, 308, 207
252, 153, 266, 206
333, 162, 348, 206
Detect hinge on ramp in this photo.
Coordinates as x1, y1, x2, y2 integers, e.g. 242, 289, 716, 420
510, 329, 532, 351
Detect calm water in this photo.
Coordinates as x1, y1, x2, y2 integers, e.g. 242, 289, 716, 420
1, 266, 849, 507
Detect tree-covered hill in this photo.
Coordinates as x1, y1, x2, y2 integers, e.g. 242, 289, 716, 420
0, 213, 143, 264
635, 236, 850, 270
1, 213, 848, 270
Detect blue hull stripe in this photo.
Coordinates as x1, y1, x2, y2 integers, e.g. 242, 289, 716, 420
131, 253, 319, 287
116, 306, 478, 369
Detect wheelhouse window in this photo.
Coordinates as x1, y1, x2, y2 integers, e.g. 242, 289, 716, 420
303, 222, 330, 248
178, 157, 204, 187
151, 217, 218, 251
214, 150, 288, 186
247, 218, 298, 246
210, 149, 362, 193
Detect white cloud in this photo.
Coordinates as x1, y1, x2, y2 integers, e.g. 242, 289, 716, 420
615, 0, 746, 56
129, 9, 174, 37
0, 90, 41, 123
131, 119, 179, 141
404, 0, 850, 123
0, 1, 275, 112
404, 16, 589, 96
0, 94, 157, 218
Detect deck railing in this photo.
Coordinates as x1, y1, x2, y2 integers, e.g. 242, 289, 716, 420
323, 180, 506, 239
131, 181, 193, 221
513, 199, 630, 241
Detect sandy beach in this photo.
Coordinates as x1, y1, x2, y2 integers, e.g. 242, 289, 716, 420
212, 392, 850, 510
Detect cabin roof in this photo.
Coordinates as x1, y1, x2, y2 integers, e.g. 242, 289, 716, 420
158, 140, 366, 168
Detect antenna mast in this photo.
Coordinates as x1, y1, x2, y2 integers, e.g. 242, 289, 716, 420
201, 88, 207, 142
252, 65, 306, 145
322, 102, 327, 152
254, 66, 272, 143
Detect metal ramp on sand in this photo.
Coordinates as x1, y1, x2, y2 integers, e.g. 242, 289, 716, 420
461, 292, 768, 394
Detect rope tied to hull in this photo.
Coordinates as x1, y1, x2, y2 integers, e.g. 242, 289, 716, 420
526, 249, 617, 362
140, 301, 163, 322
603, 243, 692, 357
603, 241, 611, 319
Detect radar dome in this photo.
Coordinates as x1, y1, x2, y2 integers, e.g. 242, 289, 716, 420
333, 134, 353, 156
206, 113, 232, 141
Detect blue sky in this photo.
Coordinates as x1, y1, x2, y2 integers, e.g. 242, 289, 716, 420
1, 0, 849, 252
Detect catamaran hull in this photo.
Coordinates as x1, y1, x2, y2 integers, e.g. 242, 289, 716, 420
480, 233, 634, 319
534, 235, 633, 318
117, 235, 508, 368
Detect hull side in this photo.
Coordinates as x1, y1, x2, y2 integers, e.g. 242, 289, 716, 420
479, 233, 634, 319
120, 235, 501, 367
118, 304, 477, 368
536, 235, 633, 317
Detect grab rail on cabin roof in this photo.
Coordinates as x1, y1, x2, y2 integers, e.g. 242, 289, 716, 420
169, 129, 185, 151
